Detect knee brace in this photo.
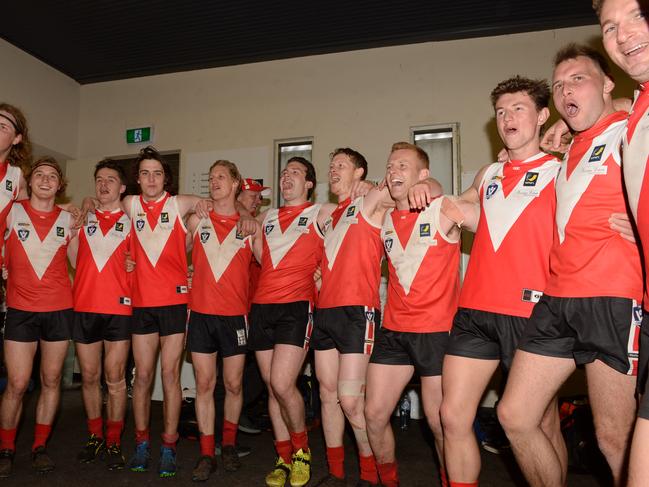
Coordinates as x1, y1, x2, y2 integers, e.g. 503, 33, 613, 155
105, 378, 127, 395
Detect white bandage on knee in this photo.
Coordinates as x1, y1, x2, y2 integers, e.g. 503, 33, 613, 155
338, 379, 366, 398
105, 378, 127, 394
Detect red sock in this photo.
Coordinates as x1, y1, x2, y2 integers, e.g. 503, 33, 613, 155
222, 420, 238, 447
289, 430, 308, 453
32, 423, 52, 452
326, 446, 345, 479
440, 468, 449, 487
359, 453, 379, 483
87, 416, 104, 439
377, 461, 399, 487
135, 428, 150, 444
0, 428, 16, 451
161, 432, 179, 450
450, 482, 478, 487
199, 434, 215, 457
105, 420, 123, 446
274, 439, 293, 464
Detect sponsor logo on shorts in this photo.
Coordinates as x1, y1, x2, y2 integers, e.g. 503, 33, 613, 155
298, 217, 308, 226
5, 180, 11, 192
264, 223, 274, 235
419, 223, 431, 237
523, 172, 539, 186
160, 212, 169, 223
136, 219, 145, 231
384, 238, 393, 252
87, 225, 97, 236
115, 222, 124, 232
485, 182, 498, 199
236, 328, 247, 346
17, 229, 29, 241
56, 227, 65, 237
346, 206, 356, 217
200, 232, 210, 243
588, 144, 606, 162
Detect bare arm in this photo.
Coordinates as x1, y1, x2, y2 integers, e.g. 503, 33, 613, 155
67, 233, 79, 268
251, 210, 268, 264
186, 214, 200, 252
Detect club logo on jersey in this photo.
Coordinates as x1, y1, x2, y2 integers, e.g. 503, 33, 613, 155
115, 222, 124, 232
485, 182, 499, 199
264, 223, 274, 235
160, 212, 169, 223
136, 219, 145, 231
298, 217, 308, 226
523, 172, 539, 186
87, 225, 97, 236
200, 232, 210, 243
365, 310, 375, 322
56, 227, 64, 237
588, 144, 606, 162
5, 180, 12, 192
346, 206, 356, 217
17, 229, 29, 241
384, 238, 393, 252
419, 223, 431, 237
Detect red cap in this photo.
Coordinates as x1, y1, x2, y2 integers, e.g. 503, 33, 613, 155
241, 178, 271, 197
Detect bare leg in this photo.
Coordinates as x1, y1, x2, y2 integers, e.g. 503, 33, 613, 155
222, 354, 246, 424
628, 416, 649, 487
338, 353, 372, 456
0, 341, 37, 429
421, 375, 444, 465
103, 339, 130, 422
35, 340, 70, 425
75, 342, 103, 421
256, 349, 290, 442
269, 344, 308, 434
192, 351, 217, 435
131, 333, 160, 432
159, 333, 184, 436
315, 349, 344, 448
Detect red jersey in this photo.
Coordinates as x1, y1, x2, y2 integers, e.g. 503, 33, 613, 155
73, 209, 132, 315
318, 196, 383, 309
190, 212, 253, 316
0, 163, 22, 266
545, 111, 643, 301
459, 153, 560, 317
253, 202, 323, 304
130, 193, 189, 307
5, 201, 73, 311
624, 83, 649, 310
382, 197, 460, 333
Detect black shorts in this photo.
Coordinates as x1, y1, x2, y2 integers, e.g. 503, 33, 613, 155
131, 304, 188, 336
446, 308, 527, 371
73, 312, 131, 344
3, 308, 73, 342
187, 311, 248, 357
370, 327, 449, 377
312, 306, 380, 355
518, 295, 642, 376
248, 301, 313, 351
636, 314, 649, 396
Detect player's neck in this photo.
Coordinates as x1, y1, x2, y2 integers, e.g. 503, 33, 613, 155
507, 142, 541, 162
336, 189, 351, 203
141, 191, 165, 203
283, 196, 308, 207
97, 200, 121, 212
0, 148, 9, 163
211, 197, 236, 215
395, 196, 409, 211
29, 195, 56, 212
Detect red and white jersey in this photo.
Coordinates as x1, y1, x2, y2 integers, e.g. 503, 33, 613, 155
4, 201, 73, 311
382, 197, 460, 333
253, 202, 324, 304
460, 153, 560, 318
73, 209, 132, 315
190, 212, 253, 316
318, 197, 383, 309
624, 83, 649, 310
0, 162, 20, 222
545, 111, 643, 301
130, 193, 189, 307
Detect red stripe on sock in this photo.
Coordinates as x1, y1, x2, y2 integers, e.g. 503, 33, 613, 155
289, 430, 308, 452
87, 416, 104, 438
161, 432, 179, 450
105, 420, 123, 446
274, 439, 293, 464
32, 423, 52, 452
326, 445, 345, 479
135, 429, 150, 444
359, 453, 379, 483
377, 461, 399, 487
222, 420, 238, 447
0, 428, 16, 451
200, 434, 215, 457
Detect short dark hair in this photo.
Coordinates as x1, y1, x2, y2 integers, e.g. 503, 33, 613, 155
390, 142, 429, 169
330, 148, 368, 180
287, 156, 317, 200
490, 76, 550, 111
134, 145, 173, 192
553, 43, 613, 81
94, 158, 127, 185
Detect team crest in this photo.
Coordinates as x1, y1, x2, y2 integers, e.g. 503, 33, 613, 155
523, 172, 539, 187
365, 310, 375, 322
384, 238, 393, 252
5, 180, 11, 192
298, 217, 308, 226
633, 305, 643, 324
419, 223, 431, 237
160, 212, 169, 223
485, 182, 499, 199
588, 144, 606, 162
115, 222, 124, 232
56, 227, 64, 237
264, 223, 274, 235
346, 206, 356, 217
136, 219, 145, 231
17, 229, 29, 241
87, 225, 97, 236
200, 232, 210, 243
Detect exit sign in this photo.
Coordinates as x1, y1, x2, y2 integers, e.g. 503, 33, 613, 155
126, 127, 152, 144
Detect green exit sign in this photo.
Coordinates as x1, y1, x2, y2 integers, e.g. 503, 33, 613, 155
126, 127, 152, 144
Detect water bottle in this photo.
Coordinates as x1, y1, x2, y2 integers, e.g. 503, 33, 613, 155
399, 394, 411, 430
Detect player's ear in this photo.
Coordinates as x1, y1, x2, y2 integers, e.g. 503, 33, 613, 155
119, 184, 126, 195
419, 168, 430, 181
538, 107, 550, 126
603, 75, 615, 95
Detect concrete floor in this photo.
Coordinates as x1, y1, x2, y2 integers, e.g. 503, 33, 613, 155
0, 389, 608, 486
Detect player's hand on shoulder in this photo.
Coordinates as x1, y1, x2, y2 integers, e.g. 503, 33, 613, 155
125, 251, 136, 272
237, 213, 257, 237
496, 148, 508, 163
194, 198, 213, 219
408, 178, 442, 210
350, 180, 376, 200
541, 119, 571, 154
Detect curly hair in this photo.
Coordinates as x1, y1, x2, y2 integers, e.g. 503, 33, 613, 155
0, 103, 32, 170
490, 76, 550, 111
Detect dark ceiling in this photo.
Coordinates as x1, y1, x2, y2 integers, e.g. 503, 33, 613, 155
2, 1, 598, 85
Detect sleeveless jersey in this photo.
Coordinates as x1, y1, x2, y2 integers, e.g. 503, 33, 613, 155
318, 196, 383, 309
190, 212, 253, 316
131, 193, 189, 307
382, 197, 460, 333
544, 111, 643, 301
0, 163, 22, 266
4, 201, 73, 311
73, 209, 132, 315
459, 153, 560, 317
624, 83, 649, 310
253, 202, 324, 304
